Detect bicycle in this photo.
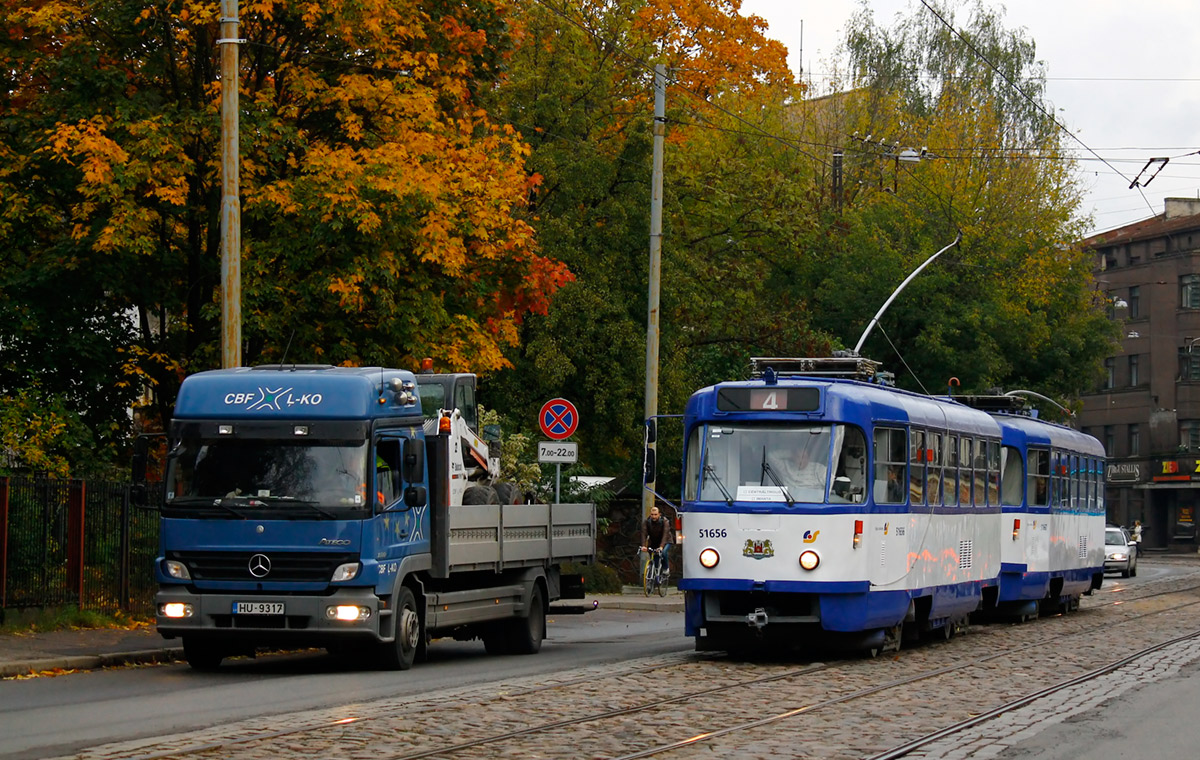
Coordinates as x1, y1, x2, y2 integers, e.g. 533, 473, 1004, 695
642, 546, 668, 597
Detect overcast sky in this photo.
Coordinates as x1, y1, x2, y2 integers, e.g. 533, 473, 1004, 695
740, 0, 1200, 236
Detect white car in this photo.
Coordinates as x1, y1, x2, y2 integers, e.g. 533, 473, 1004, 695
1104, 526, 1138, 578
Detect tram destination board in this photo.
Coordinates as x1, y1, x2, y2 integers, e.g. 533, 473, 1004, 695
717, 386, 820, 412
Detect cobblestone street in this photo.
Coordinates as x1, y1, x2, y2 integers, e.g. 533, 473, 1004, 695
47, 560, 1200, 760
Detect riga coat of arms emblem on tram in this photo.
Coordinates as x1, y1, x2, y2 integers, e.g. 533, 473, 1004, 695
743, 539, 775, 559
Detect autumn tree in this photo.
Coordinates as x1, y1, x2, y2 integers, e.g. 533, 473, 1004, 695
0, 0, 570, 472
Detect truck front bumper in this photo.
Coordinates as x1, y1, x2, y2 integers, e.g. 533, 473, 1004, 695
155, 586, 386, 643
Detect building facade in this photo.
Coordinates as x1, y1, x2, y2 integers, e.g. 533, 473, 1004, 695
1079, 197, 1200, 551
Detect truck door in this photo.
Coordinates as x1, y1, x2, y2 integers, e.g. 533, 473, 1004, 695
371, 433, 430, 559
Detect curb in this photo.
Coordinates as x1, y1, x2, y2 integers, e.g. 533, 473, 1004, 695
0, 647, 183, 678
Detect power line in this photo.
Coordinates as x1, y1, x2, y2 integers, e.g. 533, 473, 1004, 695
915, 0, 1158, 218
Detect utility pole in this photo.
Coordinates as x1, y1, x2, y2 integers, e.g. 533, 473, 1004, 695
218, 0, 243, 368
642, 64, 666, 521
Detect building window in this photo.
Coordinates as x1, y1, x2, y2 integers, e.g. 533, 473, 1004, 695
1104, 358, 1115, 390
1182, 275, 1200, 309
1181, 350, 1200, 381
1129, 424, 1140, 456
1128, 286, 1140, 318
1183, 421, 1200, 451
1104, 426, 1115, 454
1128, 354, 1140, 386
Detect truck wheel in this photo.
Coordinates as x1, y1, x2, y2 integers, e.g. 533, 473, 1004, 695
463, 485, 499, 505
379, 586, 422, 670
508, 585, 545, 655
494, 482, 521, 505
183, 637, 225, 671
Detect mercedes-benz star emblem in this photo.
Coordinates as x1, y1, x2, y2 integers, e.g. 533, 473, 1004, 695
248, 553, 271, 578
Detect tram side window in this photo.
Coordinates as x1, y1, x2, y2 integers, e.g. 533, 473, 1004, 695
1000, 445, 1023, 506
684, 426, 702, 501
830, 425, 867, 503
1089, 456, 1099, 509
874, 427, 907, 504
973, 438, 988, 505
909, 430, 926, 505
1075, 453, 1084, 506
927, 433, 943, 504
1051, 452, 1066, 508
945, 434, 959, 506
986, 441, 1001, 505
960, 437, 974, 506
1028, 449, 1050, 507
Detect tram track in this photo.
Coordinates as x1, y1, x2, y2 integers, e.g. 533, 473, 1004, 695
85, 575, 1200, 760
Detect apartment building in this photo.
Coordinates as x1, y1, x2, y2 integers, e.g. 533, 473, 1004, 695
1078, 197, 1200, 551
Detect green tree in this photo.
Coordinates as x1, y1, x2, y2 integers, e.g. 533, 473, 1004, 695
794, 0, 1116, 400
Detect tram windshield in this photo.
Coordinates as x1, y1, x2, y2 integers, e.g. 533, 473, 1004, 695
688, 423, 867, 505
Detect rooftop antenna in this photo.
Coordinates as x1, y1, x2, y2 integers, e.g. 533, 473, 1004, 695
279, 328, 296, 369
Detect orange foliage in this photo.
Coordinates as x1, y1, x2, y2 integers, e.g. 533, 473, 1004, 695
634, 0, 794, 99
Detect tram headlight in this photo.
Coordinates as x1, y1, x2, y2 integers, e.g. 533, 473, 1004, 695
799, 550, 820, 571
699, 547, 720, 569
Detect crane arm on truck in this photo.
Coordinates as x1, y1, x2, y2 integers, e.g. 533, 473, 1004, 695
436, 406, 499, 481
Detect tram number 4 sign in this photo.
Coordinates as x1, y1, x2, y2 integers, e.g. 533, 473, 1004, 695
538, 441, 578, 464
539, 398, 579, 441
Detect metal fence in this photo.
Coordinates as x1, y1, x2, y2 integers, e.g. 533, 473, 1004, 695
1, 475, 159, 616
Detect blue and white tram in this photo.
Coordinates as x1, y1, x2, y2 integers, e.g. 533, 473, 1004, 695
676, 357, 1105, 655
958, 398, 1107, 618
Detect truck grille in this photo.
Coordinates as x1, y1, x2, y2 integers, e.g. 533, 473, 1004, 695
169, 551, 357, 582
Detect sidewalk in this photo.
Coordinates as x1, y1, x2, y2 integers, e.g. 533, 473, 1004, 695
0, 588, 682, 678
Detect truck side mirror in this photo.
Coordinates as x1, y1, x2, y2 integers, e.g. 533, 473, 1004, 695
643, 447, 656, 485
404, 486, 427, 508
403, 437, 425, 482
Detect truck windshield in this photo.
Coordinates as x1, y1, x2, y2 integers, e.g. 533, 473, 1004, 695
687, 423, 867, 505
165, 438, 369, 518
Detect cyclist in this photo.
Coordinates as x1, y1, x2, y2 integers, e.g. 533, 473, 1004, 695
639, 505, 675, 579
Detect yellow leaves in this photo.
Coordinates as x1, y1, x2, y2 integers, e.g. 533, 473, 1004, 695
48, 117, 128, 187
328, 272, 367, 312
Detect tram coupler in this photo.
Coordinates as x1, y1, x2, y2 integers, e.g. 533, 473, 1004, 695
746, 607, 769, 630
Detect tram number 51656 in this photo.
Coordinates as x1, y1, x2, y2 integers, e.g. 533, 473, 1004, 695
698, 528, 727, 539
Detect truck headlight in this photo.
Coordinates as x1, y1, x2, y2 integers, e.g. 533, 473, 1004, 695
160, 602, 193, 618
326, 605, 371, 621
331, 562, 360, 582
164, 560, 191, 580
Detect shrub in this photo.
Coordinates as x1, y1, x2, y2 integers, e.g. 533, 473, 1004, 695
564, 561, 622, 594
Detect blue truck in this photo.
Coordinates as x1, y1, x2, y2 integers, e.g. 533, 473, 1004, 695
136, 364, 596, 670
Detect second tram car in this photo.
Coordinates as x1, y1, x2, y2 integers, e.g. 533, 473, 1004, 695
676, 357, 1106, 655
